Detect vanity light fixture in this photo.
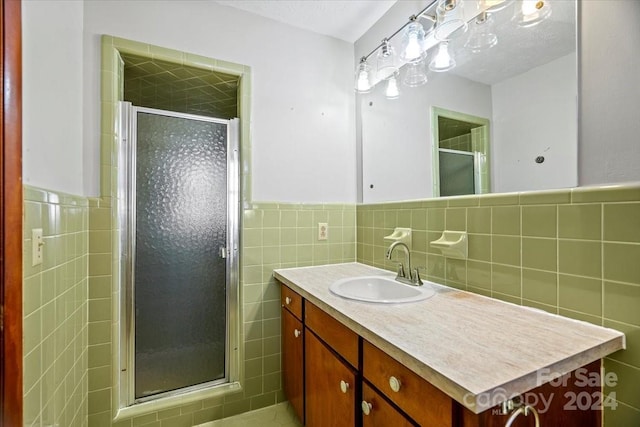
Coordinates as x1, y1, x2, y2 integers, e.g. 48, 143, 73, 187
429, 41, 456, 72
513, 0, 552, 27
465, 11, 498, 52
385, 74, 401, 99
477, 0, 514, 12
377, 39, 399, 80
403, 59, 428, 87
434, 0, 469, 41
354, 0, 436, 93
354, 0, 547, 95
400, 20, 427, 62
355, 57, 373, 93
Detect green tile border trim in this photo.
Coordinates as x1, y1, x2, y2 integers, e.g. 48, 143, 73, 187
358, 182, 640, 208
24, 185, 90, 207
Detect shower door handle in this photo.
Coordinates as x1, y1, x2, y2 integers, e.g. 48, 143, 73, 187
219, 247, 228, 259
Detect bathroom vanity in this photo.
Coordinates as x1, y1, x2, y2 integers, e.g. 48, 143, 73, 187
275, 263, 625, 427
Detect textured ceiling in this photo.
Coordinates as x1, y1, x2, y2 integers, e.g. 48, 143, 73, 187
214, 0, 575, 86
447, 0, 576, 85
214, 0, 397, 43
122, 53, 239, 119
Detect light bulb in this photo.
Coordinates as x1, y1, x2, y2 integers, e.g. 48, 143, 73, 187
356, 71, 371, 93
513, 0, 551, 27
386, 76, 400, 99
429, 42, 456, 72
354, 60, 372, 93
521, 0, 539, 15
406, 34, 422, 60
478, 0, 514, 12
400, 21, 426, 62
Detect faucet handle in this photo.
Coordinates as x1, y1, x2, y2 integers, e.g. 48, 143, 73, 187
396, 263, 406, 279
411, 268, 424, 286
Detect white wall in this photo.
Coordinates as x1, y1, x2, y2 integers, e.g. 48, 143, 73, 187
21, 0, 640, 201
23, 1, 356, 202
81, 1, 356, 202
579, 0, 640, 185
22, 0, 84, 195
360, 73, 492, 203
354, 0, 430, 202
492, 53, 578, 193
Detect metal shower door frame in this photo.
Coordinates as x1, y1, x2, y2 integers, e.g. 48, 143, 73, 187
117, 102, 240, 406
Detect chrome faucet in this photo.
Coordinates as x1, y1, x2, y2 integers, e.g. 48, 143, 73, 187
385, 241, 423, 286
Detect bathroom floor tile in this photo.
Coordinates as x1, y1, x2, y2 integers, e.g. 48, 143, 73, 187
201, 402, 302, 426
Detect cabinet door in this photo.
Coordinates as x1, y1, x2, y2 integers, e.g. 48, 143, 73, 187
305, 330, 356, 427
362, 382, 415, 427
282, 308, 304, 423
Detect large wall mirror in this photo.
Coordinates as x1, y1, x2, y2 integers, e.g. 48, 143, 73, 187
359, 0, 577, 203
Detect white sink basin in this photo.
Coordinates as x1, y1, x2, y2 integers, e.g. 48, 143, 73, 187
329, 276, 435, 304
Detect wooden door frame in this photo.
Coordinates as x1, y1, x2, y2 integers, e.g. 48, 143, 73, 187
1, 0, 23, 425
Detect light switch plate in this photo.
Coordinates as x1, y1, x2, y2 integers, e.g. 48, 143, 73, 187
32, 228, 43, 266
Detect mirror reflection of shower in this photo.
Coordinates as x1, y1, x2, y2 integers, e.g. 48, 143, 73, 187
433, 109, 490, 197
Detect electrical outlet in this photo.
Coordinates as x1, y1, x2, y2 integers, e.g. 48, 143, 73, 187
32, 228, 43, 266
318, 223, 328, 241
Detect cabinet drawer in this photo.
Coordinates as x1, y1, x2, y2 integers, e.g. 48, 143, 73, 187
363, 340, 453, 427
362, 382, 415, 427
305, 301, 359, 368
281, 284, 303, 320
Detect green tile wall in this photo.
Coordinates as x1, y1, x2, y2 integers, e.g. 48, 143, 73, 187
439, 134, 471, 152
356, 184, 640, 426
240, 202, 356, 407
23, 186, 89, 427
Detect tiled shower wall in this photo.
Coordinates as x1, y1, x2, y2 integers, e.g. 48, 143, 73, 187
356, 185, 640, 426
439, 134, 471, 151
23, 186, 89, 426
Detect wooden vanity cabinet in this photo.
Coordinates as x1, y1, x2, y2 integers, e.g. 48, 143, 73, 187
361, 382, 416, 427
280, 283, 602, 427
281, 287, 304, 423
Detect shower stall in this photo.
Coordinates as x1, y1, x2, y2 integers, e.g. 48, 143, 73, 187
118, 102, 239, 404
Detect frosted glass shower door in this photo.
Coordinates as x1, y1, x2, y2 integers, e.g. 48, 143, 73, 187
439, 149, 475, 197
130, 108, 236, 400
